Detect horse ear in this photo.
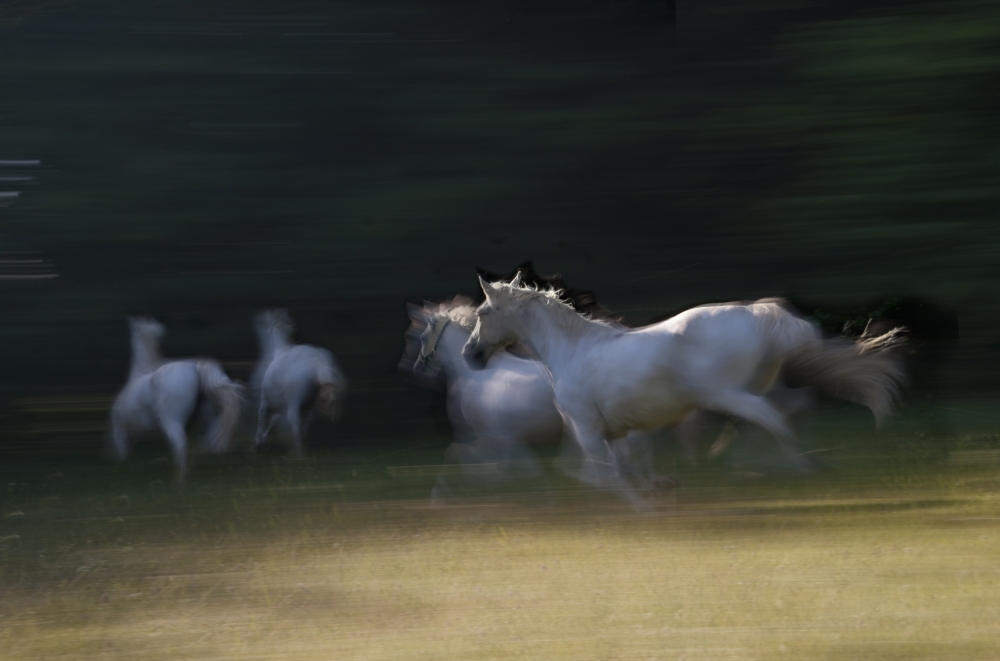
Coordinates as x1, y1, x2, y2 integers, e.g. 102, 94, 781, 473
478, 274, 495, 299
510, 272, 523, 288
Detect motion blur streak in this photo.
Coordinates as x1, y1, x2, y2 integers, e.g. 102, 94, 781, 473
1, 0, 999, 659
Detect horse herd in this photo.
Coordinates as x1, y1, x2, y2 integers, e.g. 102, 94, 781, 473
110, 310, 347, 477
111, 266, 910, 510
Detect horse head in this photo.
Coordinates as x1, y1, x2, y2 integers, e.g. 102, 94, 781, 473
255, 309, 294, 340
400, 302, 447, 388
463, 276, 522, 368
402, 297, 479, 382
126, 317, 166, 378
129, 317, 165, 343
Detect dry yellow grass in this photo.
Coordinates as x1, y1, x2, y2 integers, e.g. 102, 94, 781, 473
2, 447, 1000, 661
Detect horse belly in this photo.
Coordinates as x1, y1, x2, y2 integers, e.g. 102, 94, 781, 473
601, 377, 691, 439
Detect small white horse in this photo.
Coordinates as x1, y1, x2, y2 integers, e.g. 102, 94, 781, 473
111, 318, 245, 481
252, 310, 347, 456
463, 276, 906, 508
401, 297, 672, 503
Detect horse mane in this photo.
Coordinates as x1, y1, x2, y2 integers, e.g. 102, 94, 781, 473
427, 295, 479, 331
475, 260, 614, 319
486, 279, 619, 337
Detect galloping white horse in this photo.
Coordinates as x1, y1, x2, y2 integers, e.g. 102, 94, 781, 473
252, 310, 347, 456
463, 276, 906, 508
401, 297, 672, 503
111, 318, 245, 480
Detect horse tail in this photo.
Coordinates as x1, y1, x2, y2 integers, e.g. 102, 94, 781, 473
784, 328, 907, 427
314, 350, 347, 419
195, 360, 246, 452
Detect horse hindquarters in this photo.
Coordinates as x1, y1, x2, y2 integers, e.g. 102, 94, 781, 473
195, 360, 245, 453
557, 404, 652, 511
149, 364, 202, 481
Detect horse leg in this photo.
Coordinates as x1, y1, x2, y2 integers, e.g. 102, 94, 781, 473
254, 402, 278, 449
695, 389, 812, 473
111, 420, 130, 461
617, 431, 677, 490
606, 439, 636, 483
159, 418, 188, 483
561, 412, 651, 512
673, 410, 704, 465
508, 440, 544, 483
487, 434, 546, 490
431, 441, 474, 505
285, 405, 305, 458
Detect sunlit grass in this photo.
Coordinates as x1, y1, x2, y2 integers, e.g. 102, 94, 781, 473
3, 419, 1000, 660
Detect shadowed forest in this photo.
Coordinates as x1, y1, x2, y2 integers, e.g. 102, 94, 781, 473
2, 0, 998, 456
4, 2, 1000, 659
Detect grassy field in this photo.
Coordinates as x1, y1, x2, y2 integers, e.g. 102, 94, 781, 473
3, 404, 1000, 661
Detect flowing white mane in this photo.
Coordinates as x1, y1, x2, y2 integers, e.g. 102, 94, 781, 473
485, 280, 619, 335
426, 296, 479, 331
485, 280, 571, 309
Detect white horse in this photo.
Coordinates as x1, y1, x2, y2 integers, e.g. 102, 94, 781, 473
252, 310, 347, 456
401, 297, 673, 503
463, 276, 906, 508
111, 318, 245, 481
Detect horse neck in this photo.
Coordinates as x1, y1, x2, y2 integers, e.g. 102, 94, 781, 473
128, 333, 162, 380
259, 325, 293, 362
514, 298, 609, 372
436, 322, 475, 380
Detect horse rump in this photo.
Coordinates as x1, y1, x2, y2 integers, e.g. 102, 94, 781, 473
194, 360, 246, 453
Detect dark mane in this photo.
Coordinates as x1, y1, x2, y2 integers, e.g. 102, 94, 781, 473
474, 260, 613, 319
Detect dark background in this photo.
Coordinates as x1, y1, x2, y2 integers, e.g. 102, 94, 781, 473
1, 0, 997, 455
